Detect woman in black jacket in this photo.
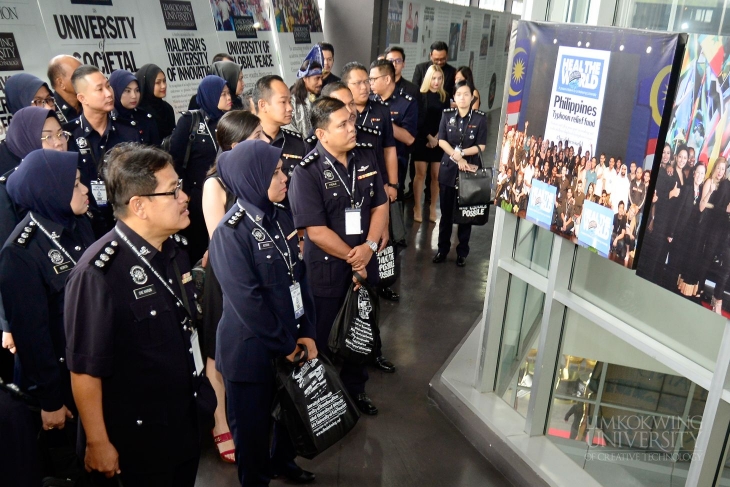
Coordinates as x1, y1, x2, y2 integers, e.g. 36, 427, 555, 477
136, 64, 176, 139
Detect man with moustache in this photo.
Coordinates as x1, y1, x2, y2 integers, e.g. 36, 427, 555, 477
47, 55, 82, 124
412, 41, 456, 97
66, 65, 140, 237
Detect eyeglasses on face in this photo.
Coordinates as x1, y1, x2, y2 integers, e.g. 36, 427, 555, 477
386, 58, 404, 65
127, 179, 183, 204
40, 131, 71, 143
368, 75, 387, 84
32, 97, 56, 107
348, 79, 370, 88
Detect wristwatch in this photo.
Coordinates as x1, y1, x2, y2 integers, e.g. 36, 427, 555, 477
387, 182, 400, 189
365, 240, 378, 253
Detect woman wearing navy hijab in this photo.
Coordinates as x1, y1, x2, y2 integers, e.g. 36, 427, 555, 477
209, 140, 317, 486
170, 75, 232, 264
4, 73, 56, 114
0, 149, 92, 436
109, 69, 161, 146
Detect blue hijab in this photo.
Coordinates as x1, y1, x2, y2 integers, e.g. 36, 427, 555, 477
195, 75, 227, 121
218, 139, 281, 218
5, 107, 56, 159
109, 69, 138, 119
6, 149, 79, 228
5, 73, 51, 115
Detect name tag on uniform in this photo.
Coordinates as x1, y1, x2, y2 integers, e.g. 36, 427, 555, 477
290, 282, 304, 319
325, 181, 340, 189
258, 241, 274, 250
345, 208, 361, 235
133, 284, 157, 299
191, 328, 204, 375
91, 180, 107, 206
53, 262, 74, 274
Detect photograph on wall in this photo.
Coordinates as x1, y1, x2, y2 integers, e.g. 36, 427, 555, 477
483, 13, 491, 30
212, 0, 271, 31
272, 0, 321, 33
636, 35, 730, 316
490, 18, 496, 47
480, 34, 489, 57
387, 0, 403, 46
495, 21, 683, 269
420, 5, 434, 59
402, 2, 420, 43
448, 22, 460, 61
460, 19, 468, 51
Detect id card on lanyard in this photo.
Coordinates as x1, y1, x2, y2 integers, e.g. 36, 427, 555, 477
91, 180, 107, 206
290, 282, 304, 318
325, 158, 361, 235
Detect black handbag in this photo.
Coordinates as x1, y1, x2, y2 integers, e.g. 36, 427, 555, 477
452, 195, 490, 225
328, 273, 380, 365
458, 167, 494, 206
377, 241, 398, 288
273, 350, 360, 459
389, 200, 407, 245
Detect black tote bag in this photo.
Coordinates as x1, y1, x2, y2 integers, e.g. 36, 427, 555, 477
376, 241, 398, 288
273, 351, 360, 459
328, 273, 380, 365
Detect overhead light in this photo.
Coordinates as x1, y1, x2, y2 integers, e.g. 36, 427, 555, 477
681, 22, 688, 29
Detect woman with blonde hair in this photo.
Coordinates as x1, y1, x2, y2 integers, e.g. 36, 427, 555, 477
413, 64, 449, 222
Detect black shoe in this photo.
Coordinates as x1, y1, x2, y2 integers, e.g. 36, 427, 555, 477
432, 252, 446, 263
374, 355, 396, 373
403, 190, 414, 201
378, 287, 400, 301
273, 468, 316, 483
456, 256, 466, 267
355, 393, 379, 415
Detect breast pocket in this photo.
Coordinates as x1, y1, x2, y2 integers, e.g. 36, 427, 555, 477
254, 249, 288, 287
129, 298, 175, 349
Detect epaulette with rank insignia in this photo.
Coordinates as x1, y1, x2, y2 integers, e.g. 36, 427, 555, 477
444, 107, 457, 113
403, 94, 413, 102
474, 110, 486, 116
356, 125, 381, 137
281, 128, 302, 139
356, 142, 375, 149
172, 233, 189, 246
225, 207, 245, 228
13, 220, 37, 248
300, 151, 319, 167
92, 240, 119, 272
305, 133, 318, 145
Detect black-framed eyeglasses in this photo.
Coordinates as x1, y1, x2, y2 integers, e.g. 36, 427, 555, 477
31, 96, 56, 107
127, 179, 183, 204
40, 131, 71, 143
386, 58, 404, 65
368, 75, 387, 83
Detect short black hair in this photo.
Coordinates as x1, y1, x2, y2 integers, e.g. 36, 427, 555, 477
385, 46, 406, 61
430, 41, 448, 53
213, 53, 235, 63
341, 62, 368, 84
252, 74, 285, 113
321, 81, 350, 97
369, 59, 395, 81
319, 42, 334, 56
105, 143, 172, 218
311, 97, 346, 132
454, 79, 474, 94
71, 64, 102, 92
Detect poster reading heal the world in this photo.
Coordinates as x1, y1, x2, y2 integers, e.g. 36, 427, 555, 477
494, 21, 684, 269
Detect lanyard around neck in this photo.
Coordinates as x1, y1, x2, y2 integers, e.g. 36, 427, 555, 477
325, 157, 358, 207
29, 212, 77, 265
240, 203, 296, 283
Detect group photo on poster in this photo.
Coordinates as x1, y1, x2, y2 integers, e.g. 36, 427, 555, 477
495, 21, 682, 269
212, 0, 272, 31
272, 0, 322, 33
637, 35, 730, 316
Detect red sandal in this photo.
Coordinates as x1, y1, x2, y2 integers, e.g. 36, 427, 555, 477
213, 431, 236, 464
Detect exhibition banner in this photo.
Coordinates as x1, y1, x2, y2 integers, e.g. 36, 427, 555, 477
494, 21, 683, 270
269, 0, 324, 86
385, 0, 517, 113
525, 178, 556, 230
636, 34, 730, 317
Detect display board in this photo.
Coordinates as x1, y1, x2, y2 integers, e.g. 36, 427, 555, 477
636, 34, 730, 316
0, 0, 325, 128
495, 21, 684, 269
385, 0, 516, 113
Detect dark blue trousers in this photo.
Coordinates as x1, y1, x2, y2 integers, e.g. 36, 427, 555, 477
225, 378, 298, 487
438, 184, 472, 257
314, 295, 369, 396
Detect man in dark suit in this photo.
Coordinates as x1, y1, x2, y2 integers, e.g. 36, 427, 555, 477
412, 41, 457, 97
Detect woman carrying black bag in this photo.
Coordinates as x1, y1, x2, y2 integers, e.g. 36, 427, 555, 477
433, 80, 487, 267
208, 140, 318, 486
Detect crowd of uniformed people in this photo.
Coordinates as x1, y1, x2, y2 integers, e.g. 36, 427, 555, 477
0, 39, 487, 487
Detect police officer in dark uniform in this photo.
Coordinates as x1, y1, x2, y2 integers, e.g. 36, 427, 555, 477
252, 75, 308, 179
209, 140, 317, 486
289, 97, 389, 415
0, 150, 93, 435
109, 69, 161, 146
433, 81, 487, 267
369, 59, 418, 200
47, 55, 83, 125
65, 65, 140, 238
64, 144, 215, 486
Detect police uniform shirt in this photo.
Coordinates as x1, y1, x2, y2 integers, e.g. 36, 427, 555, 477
208, 199, 316, 383
289, 141, 387, 298
356, 100, 396, 177
168, 111, 219, 199
304, 126, 385, 177
437, 108, 487, 187
116, 108, 162, 146
396, 77, 420, 101
370, 89, 418, 167
0, 144, 21, 245
64, 220, 215, 473
0, 212, 93, 412
269, 127, 307, 178
53, 91, 81, 125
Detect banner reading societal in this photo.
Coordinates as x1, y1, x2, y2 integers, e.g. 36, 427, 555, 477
636, 35, 730, 317
494, 21, 684, 269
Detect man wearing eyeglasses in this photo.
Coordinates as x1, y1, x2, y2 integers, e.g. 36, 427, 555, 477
412, 41, 456, 98
384, 46, 419, 100
48, 54, 83, 124
65, 143, 215, 486
66, 65, 140, 238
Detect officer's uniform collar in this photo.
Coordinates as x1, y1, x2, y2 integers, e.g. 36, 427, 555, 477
32, 212, 68, 238
235, 198, 276, 225
79, 111, 116, 138
315, 141, 355, 168
115, 220, 176, 261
